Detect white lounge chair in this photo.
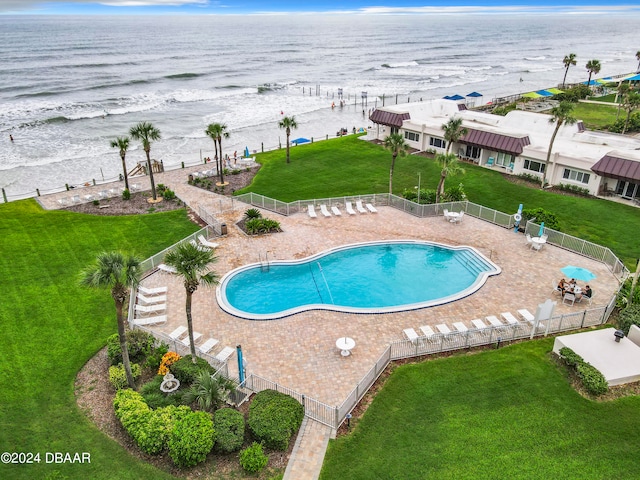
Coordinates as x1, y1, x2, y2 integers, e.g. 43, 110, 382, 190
135, 303, 166, 315
320, 205, 332, 217
517, 309, 535, 323
453, 322, 468, 332
198, 338, 219, 354
345, 202, 357, 215
355, 200, 367, 213
308, 205, 318, 218
331, 205, 342, 216
435, 323, 451, 334
485, 316, 503, 328
403, 328, 420, 344
133, 315, 167, 326
138, 285, 168, 296
198, 234, 219, 249
563, 293, 576, 306
420, 325, 436, 341
500, 312, 519, 325
365, 202, 378, 213
168, 325, 187, 340
471, 318, 489, 335
137, 292, 167, 305
190, 239, 209, 252
181, 331, 202, 347
215, 346, 235, 362
157, 263, 177, 274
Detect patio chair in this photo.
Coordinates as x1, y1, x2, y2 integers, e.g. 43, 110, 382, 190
563, 293, 576, 306
500, 312, 519, 325
453, 322, 468, 332
215, 346, 235, 363
308, 205, 318, 218
168, 325, 187, 340
526, 233, 533, 249
137, 292, 167, 305
320, 204, 332, 217
486, 157, 494, 167
471, 318, 490, 336
139, 285, 167, 296
135, 303, 166, 316
198, 234, 219, 249
420, 325, 437, 342
198, 338, 219, 354
485, 315, 504, 330
551, 281, 562, 296
516, 309, 535, 323
355, 200, 367, 213
181, 331, 202, 347
345, 202, 357, 215
331, 205, 342, 216
157, 263, 177, 274
443, 209, 450, 221
403, 328, 420, 344
133, 315, 167, 326
365, 202, 378, 213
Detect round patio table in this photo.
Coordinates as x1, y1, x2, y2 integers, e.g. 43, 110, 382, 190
336, 337, 355, 357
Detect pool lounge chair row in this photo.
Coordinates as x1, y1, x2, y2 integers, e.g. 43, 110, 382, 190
165, 326, 234, 361
56, 185, 140, 206
308, 200, 377, 218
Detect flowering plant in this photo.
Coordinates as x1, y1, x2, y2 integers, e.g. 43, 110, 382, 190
158, 351, 181, 375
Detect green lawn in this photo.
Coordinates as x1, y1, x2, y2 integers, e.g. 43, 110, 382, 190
238, 135, 640, 268
573, 102, 620, 129
0, 200, 199, 480
320, 338, 640, 480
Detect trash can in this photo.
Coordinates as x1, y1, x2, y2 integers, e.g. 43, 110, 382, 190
220, 223, 227, 235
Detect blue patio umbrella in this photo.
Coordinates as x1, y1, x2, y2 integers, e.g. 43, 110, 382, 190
538, 222, 545, 237
561, 266, 596, 282
535, 89, 554, 97
448, 94, 465, 101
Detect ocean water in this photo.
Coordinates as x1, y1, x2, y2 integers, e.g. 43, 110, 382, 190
1, 14, 639, 198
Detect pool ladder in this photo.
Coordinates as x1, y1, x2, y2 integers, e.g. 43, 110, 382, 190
258, 252, 270, 272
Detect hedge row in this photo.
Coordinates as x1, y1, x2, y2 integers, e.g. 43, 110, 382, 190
248, 389, 304, 451
558, 347, 608, 395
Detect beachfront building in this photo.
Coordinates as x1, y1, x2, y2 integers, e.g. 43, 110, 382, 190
367, 99, 640, 202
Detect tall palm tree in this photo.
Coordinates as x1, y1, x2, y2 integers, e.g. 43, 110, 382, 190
541, 101, 577, 188
442, 117, 468, 155
204, 123, 222, 181
80, 251, 141, 388
163, 242, 218, 363
110, 136, 130, 191
129, 121, 161, 200
383, 133, 409, 194
214, 123, 230, 185
621, 91, 640, 134
278, 116, 298, 164
435, 153, 465, 204
562, 53, 577, 88
636, 50, 640, 72
585, 59, 601, 87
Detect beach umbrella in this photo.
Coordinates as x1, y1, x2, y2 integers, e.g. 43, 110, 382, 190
561, 266, 596, 282
448, 94, 465, 101
291, 137, 310, 145
466, 91, 483, 98
545, 87, 564, 95
538, 222, 544, 237
535, 89, 554, 97
521, 92, 543, 98
244, 146, 249, 158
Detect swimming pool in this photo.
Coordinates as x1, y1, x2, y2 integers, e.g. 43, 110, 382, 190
216, 240, 501, 320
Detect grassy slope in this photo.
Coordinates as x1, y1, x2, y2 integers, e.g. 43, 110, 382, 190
0, 200, 198, 480
321, 339, 640, 480
238, 135, 640, 268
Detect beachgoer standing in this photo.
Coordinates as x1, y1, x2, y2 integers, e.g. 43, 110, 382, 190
9, 134, 13, 142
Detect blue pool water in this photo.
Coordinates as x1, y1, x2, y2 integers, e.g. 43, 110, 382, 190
216, 240, 500, 320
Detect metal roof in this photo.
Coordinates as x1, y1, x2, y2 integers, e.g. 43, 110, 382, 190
591, 155, 640, 182
369, 109, 411, 128
459, 128, 531, 155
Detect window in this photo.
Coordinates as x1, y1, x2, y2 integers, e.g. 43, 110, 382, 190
562, 168, 590, 184
523, 159, 545, 173
464, 145, 481, 159
429, 137, 446, 149
404, 131, 420, 142
495, 152, 513, 167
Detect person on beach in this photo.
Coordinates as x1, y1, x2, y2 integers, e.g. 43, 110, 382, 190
9, 134, 13, 142
233, 151, 237, 165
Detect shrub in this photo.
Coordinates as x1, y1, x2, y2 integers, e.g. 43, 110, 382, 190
145, 342, 169, 371
245, 217, 281, 235
558, 347, 583, 367
214, 408, 245, 453
244, 208, 262, 219
442, 183, 467, 202
122, 188, 131, 200
162, 188, 176, 200
239, 442, 268, 473
521, 207, 560, 230
516, 173, 540, 184
556, 183, 591, 196
106, 329, 156, 365
109, 363, 142, 390
137, 405, 191, 455
617, 304, 640, 335
158, 351, 181, 376
616, 278, 640, 309
182, 371, 236, 412
170, 355, 214, 386
576, 362, 609, 395
168, 410, 215, 467
113, 389, 151, 442
248, 390, 304, 451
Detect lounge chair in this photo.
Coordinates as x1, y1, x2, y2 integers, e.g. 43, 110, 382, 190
135, 303, 166, 315
133, 315, 167, 326
517, 309, 535, 323
435, 323, 451, 334
198, 338, 219, 354
181, 331, 202, 347
71, 195, 81, 204
403, 328, 420, 344
198, 234, 219, 249
137, 292, 167, 305
190, 239, 209, 252
308, 205, 318, 218
57, 197, 68, 207
320, 205, 332, 217
139, 285, 168, 296
157, 263, 177, 274
168, 325, 187, 340
420, 325, 436, 341
355, 200, 367, 213
500, 312, 519, 325
331, 205, 342, 216
471, 318, 489, 336
365, 202, 378, 213
453, 322, 468, 332
215, 346, 235, 362
345, 202, 356, 215
485, 315, 503, 328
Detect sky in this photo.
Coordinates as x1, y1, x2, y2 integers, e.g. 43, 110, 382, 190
0, 0, 639, 15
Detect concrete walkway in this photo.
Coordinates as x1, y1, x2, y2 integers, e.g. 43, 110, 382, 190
283, 419, 334, 480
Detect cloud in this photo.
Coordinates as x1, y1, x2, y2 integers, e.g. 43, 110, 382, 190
0, 0, 210, 12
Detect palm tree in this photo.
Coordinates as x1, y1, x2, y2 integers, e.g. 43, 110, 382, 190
585, 59, 601, 87
621, 91, 640, 134
541, 101, 577, 188
183, 370, 236, 412
435, 153, 465, 204
204, 123, 223, 182
383, 133, 409, 194
80, 251, 141, 388
129, 121, 161, 200
442, 117, 468, 155
163, 242, 218, 363
110, 136, 130, 191
562, 53, 577, 88
636, 50, 640, 72
212, 123, 230, 185
278, 116, 298, 164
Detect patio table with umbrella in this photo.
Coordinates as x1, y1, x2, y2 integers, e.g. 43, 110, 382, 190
561, 265, 597, 282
